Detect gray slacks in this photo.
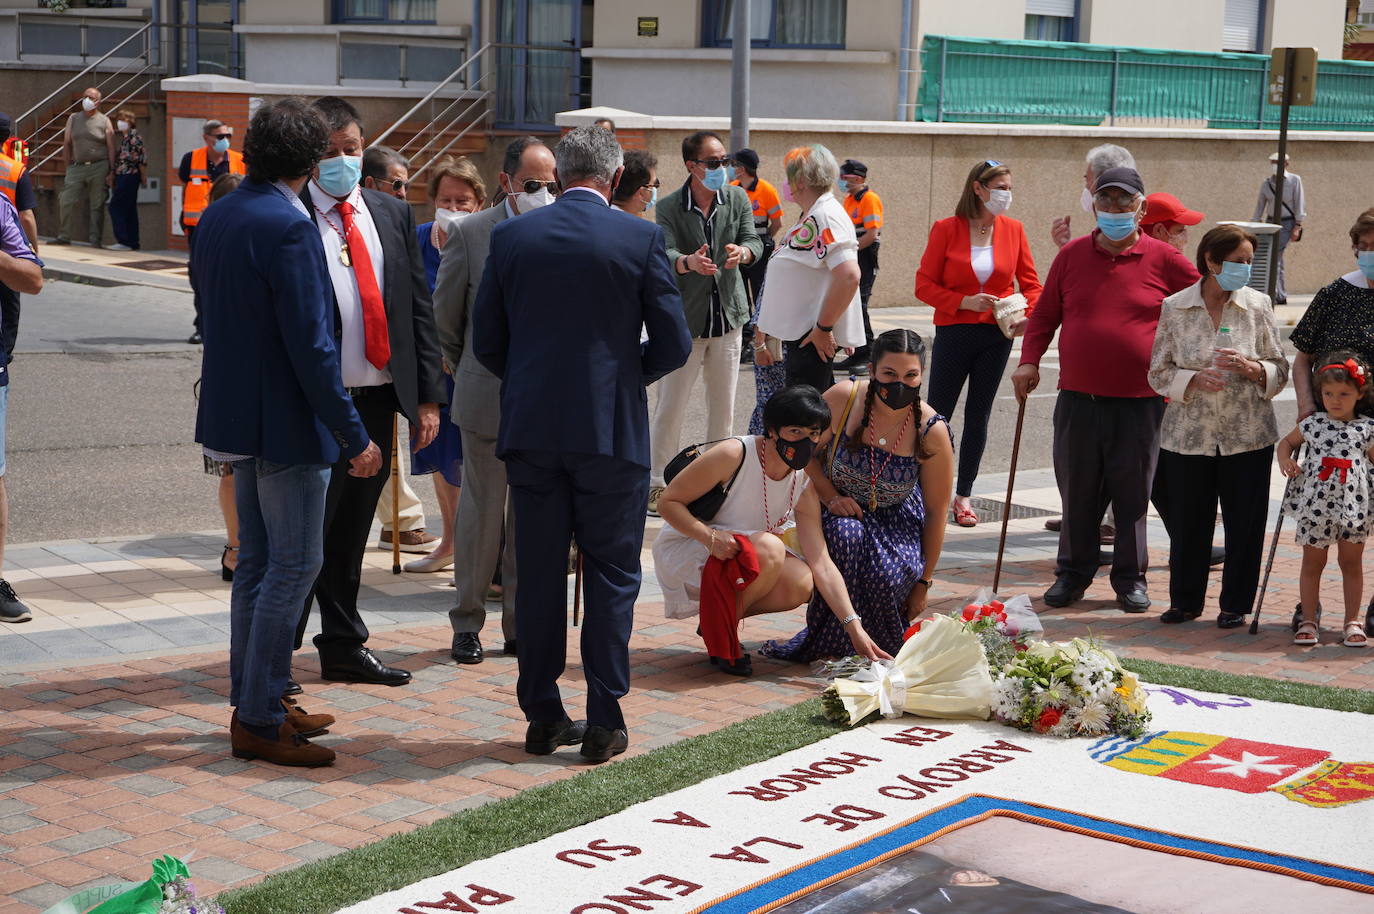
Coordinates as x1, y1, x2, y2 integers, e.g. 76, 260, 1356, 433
1052, 391, 1164, 593
448, 425, 518, 641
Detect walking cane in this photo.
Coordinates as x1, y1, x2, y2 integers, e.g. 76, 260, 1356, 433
992, 396, 1028, 595
572, 552, 583, 628
390, 421, 402, 575
1251, 475, 1295, 635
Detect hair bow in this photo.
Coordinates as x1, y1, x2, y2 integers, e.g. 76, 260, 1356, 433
1320, 358, 1367, 386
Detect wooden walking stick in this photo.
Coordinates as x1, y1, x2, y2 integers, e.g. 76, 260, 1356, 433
992, 396, 1028, 595
1251, 475, 1295, 635
390, 420, 402, 575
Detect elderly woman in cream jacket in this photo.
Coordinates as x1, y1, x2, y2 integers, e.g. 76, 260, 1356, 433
1148, 224, 1289, 630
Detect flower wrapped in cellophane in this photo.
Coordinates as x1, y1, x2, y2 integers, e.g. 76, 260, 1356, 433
820, 613, 994, 727
991, 637, 1151, 739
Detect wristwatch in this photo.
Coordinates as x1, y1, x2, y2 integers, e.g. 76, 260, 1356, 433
815, 321, 834, 332
916, 578, 932, 588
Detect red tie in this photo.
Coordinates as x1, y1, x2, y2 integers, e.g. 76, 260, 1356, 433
335, 200, 390, 371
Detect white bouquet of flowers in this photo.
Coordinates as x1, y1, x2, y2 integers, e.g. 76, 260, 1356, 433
990, 637, 1151, 739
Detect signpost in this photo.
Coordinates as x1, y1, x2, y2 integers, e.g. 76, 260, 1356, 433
1266, 47, 1317, 301
731, 0, 750, 149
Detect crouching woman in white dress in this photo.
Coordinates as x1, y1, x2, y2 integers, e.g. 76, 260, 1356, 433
653, 386, 892, 675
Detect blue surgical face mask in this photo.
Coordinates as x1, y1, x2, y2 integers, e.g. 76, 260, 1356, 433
702, 166, 727, 192
1357, 250, 1374, 282
316, 154, 362, 198
1095, 209, 1138, 241
1213, 260, 1252, 292
213, 137, 230, 153
645, 186, 658, 209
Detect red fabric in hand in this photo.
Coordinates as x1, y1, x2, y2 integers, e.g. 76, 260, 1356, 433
699, 534, 760, 662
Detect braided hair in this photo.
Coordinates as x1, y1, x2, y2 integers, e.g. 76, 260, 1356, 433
847, 329, 932, 459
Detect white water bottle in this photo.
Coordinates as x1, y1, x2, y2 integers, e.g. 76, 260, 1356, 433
1213, 327, 1234, 377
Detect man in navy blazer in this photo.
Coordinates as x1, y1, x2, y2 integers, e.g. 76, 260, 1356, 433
194, 98, 380, 767
473, 125, 691, 763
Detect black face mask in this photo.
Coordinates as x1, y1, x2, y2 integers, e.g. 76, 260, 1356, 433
875, 380, 921, 410
774, 435, 816, 470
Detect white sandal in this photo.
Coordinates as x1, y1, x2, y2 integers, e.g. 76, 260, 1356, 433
1343, 621, 1369, 648
1293, 620, 1319, 646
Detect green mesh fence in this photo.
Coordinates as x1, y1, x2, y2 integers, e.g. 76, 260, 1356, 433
916, 35, 1374, 131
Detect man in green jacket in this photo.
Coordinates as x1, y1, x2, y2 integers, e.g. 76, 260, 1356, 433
648, 131, 762, 515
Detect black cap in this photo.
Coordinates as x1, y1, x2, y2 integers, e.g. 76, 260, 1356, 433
840, 159, 867, 178
1094, 166, 1144, 196
733, 148, 759, 171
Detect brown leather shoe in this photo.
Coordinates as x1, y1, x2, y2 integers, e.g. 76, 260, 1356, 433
378, 528, 438, 553
230, 713, 335, 767
281, 696, 334, 736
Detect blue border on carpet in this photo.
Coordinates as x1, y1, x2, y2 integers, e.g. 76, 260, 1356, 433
699, 795, 1374, 913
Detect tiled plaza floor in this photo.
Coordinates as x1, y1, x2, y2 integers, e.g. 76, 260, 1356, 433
3, 471, 1371, 912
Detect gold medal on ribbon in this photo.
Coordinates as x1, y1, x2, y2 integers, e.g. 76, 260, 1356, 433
339, 245, 352, 267
869, 489, 878, 512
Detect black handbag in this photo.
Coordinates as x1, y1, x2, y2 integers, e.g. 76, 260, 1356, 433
664, 438, 748, 521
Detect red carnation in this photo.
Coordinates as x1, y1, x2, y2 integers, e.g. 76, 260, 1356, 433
961, 604, 980, 621
989, 600, 1005, 611
903, 620, 923, 641
980, 604, 998, 617
1035, 707, 1063, 732
996, 611, 1008, 623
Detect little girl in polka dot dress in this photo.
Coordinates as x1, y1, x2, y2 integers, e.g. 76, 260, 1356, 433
1278, 351, 1374, 648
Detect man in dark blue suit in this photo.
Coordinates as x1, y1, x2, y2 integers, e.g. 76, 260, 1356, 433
195, 98, 380, 767
473, 125, 692, 763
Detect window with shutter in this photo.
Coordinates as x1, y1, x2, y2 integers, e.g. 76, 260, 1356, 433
1222, 0, 1262, 53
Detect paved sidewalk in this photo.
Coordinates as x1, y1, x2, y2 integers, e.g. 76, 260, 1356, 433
3, 473, 1372, 913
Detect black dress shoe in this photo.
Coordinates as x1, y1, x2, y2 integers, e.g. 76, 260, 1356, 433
1217, 611, 1247, 629
1292, 601, 1322, 632
282, 678, 303, 697
1043, 578, 1086, 608
1208, 547, 1226, 567
580, 725, 629, 763
451, 632, 483, 664
187, 331, 202, 345
503, 640, 518, 656
1159, 607, 1202, 624
524, 718, 588, 755
319, 646, 412, 685
709, 654, 753, 676
1117, 589, 1151, 613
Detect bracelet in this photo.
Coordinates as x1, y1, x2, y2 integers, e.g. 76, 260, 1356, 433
752, 343, 767, 351
707, 529, 717, 551
815, 322, 835, 333
916, 577, 932, 588
838, 613, 859, 627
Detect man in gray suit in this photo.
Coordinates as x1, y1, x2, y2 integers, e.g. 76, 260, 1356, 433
433, 136, 557, 664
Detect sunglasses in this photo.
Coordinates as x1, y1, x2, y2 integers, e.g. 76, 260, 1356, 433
643, 180, 662, 189
209, 133, 232, 141
519, 179, 559, 195
691, 157, 734, 169
386, 178, 408, 193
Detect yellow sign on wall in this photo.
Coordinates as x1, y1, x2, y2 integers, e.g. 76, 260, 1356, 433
637, 16, 659, 38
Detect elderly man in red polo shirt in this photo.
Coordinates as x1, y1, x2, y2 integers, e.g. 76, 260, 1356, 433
1139, 192, 1205, 254
1013, 168, 1199, 613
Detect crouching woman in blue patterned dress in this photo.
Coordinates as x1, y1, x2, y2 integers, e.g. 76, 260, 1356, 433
763, 329, 954, 661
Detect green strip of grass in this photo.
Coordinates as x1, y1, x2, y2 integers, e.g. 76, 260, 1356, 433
218, 659, 1369, 914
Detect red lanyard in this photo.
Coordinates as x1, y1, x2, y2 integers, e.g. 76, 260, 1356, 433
758, 442, 798, 534
865, 410, 912, 511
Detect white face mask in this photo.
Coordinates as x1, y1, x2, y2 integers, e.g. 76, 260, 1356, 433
81, 97, 98, 112
511, 186, 554, 213
117, 120, 130, 133
434, 208, 470, 233
985, 188, 1013, 216
1079, 186, 1094, 213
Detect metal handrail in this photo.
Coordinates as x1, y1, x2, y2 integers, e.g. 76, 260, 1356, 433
397, 86, 490, 176
15, 20, 153, 128
28, 74, 157, 176
370, 40, 491, 149
410, 104, 492, 182
391, 67, 491, 159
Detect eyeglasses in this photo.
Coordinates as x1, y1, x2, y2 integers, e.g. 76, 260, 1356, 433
644, 180, 662, 189
519, 180, 560, 195
387, 179, 408, 193
210, 133, 232, 141
691, 157, 734, 169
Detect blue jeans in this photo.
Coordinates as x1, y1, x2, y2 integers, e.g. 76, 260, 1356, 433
229, 458, 330, 728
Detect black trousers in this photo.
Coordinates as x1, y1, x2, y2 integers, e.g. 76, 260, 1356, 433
784, 337, 834, 393
926, 323, 1013, 497
108, 172, 140, 249
505, 449, 649, 731
1052, 391, 1164, 592
295, 384, 398, 654
1159, 446, 1272, 615
184, 223, 200, 332
855, 242, 879, 354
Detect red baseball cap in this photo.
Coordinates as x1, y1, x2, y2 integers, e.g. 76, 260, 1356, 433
1141, 192, 1204, 227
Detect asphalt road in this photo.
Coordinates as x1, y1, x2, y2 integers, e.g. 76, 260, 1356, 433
4, 277, 1297, 545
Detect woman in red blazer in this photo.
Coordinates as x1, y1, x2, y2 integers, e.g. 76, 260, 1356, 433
915, 160, 1041, 526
